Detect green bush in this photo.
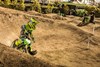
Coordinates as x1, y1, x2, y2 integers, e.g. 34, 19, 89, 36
76, 9, 87, 17
12, 0, 17, 5
4, 0, 11, 7
84, 5, 100, 17
85, 5, 97, 13
32, 0, 41, 13
0, 0, 3, 5
0, 0, 1, 4
95, 8, 100, 17
46, 4, 54, 13
63, 4, 69, 14
59, 4, 69, 16
12, 0, 17, 9
54, 1, 60, 7
18, 0, 25, 11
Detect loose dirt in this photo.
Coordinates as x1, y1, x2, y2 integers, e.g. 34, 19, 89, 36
0, 7, 100, 67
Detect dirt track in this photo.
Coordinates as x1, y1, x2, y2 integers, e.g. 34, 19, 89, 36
0, 7, 100, 67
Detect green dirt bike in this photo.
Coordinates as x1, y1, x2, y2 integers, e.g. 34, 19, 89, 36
77, 16, 90, 27
11, 38, 37, 55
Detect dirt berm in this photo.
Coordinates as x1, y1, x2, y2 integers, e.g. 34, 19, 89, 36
0, 7, 100, 67
0, 43, 62, 67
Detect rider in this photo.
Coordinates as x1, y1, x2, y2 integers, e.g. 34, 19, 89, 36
77, 12, 90, 26
19, 18, 38, 55
82, 13, 90, 25
20, 18, 39, 42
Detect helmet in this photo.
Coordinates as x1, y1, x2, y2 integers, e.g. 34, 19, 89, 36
29, 18, 39, 25
28, 18, 38, 29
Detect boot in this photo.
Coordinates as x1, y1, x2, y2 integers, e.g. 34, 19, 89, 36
27, 47, 37, 55
29, 50, 37, 55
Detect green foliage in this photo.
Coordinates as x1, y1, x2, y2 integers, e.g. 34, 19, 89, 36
46, 4, 54, 13
85, 5, 97, 13
95, 8, 100, 17
19, 0, 25, 11
4, 0, 11, 5
32, 0, 41, 13
63, 4, 69, 14
12, 0, 17, 5
95, 8, 100, 13
0, 0, 1, 3
0, 0, 2, 5
54, 1, 60, 7
12, 0, 17, 9
4, 0, 11, 7
60, 4, 69, 16
85, 5, 100, 17
20, 0, 24, 3
76, 9, 88, 17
